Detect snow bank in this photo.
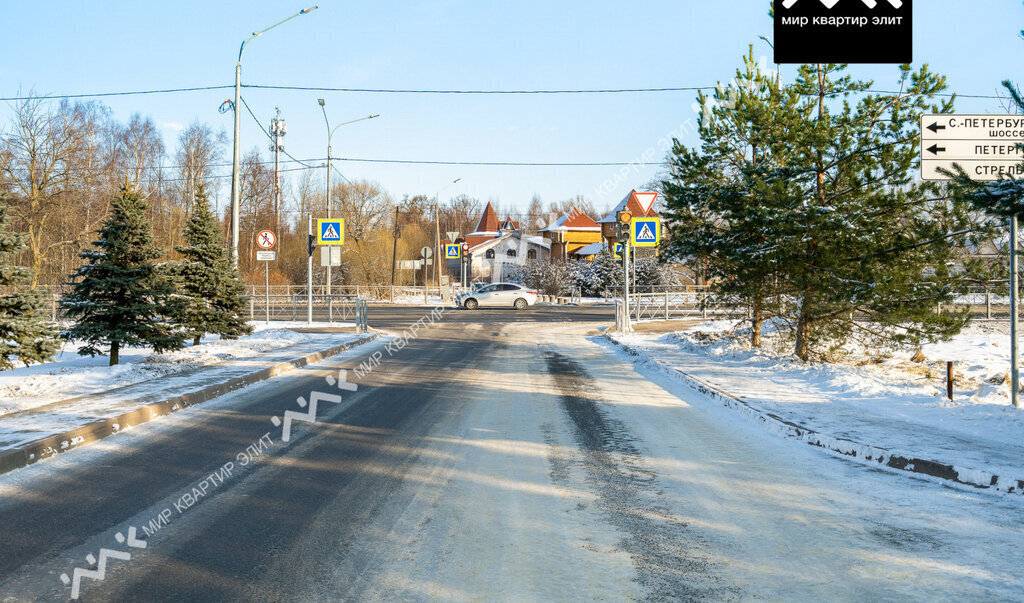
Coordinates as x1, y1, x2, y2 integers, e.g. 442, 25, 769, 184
0, 323, 353, 416
607, 320, 1024, 495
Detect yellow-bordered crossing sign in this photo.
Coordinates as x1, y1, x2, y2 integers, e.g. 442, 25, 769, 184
317, 219, 344, 245
631, 217, 660, 247
445, 244, 461, 259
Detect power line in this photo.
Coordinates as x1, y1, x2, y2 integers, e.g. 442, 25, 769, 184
336, 158, 663, 167
243, 84, 712, 95
0, 83, 1007, 101
246, 84, 1003, 100
0, 85, 232, 102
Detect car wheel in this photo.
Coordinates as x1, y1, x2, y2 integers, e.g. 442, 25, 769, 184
514, 298, 528, 310
464, 298, 479, 310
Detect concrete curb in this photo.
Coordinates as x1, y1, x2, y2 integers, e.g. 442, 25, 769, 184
603, 333, 1024, 496
0, 333, 378, 476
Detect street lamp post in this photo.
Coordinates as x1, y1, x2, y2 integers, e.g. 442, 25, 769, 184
230, 5, 319, 269
435, 178, 462, 296
316, 99, 378, 302
758, 35, 782, 83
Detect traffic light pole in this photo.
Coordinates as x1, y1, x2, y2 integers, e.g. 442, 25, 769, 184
617, 210, 633, 333
307, 214, 313, 325
623, 237, 631, 332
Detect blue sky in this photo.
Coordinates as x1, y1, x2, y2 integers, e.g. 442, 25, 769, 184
2, 0, 1022, 215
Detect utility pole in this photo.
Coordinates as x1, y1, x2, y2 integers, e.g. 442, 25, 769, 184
390, 206, 400, 287
230, 5, 319, 268
317, 99, 379, 304
269, 108, 285, 230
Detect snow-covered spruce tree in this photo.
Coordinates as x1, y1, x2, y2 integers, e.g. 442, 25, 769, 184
777, 63, 982, 360
61, 184, 185, 365
0, 196, 59, 369
511, 261, 571, 296
169, 185, 252, 346
579, 250, 622, 298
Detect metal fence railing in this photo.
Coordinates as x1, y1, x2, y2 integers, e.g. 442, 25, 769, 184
627, 291, 742, 323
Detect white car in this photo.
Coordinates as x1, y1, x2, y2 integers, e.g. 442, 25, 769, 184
457, 283, 538, 310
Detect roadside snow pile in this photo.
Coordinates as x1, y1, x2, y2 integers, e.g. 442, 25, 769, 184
0, 324, 346, 416
613, 320, 1024, 482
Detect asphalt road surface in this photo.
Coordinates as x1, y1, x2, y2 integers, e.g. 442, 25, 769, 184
1, 304, 1021, 601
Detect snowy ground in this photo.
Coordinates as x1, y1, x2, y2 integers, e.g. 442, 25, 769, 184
0, 321, 355, 417
611, 319, 1024, 486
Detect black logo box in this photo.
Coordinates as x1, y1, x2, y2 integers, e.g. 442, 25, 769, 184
774, 0, 912, 64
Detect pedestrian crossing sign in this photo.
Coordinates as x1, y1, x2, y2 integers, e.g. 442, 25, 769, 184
631, 218, 660, 247
445, 244, 461, 259
317, 219, 344, 245
614, 242, 623, 258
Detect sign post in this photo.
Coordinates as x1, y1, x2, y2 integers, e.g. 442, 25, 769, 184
256, 230, 277, 325
1013, 216, 1020, 410
922, 114, 1024, 409
421, 246, 433, 304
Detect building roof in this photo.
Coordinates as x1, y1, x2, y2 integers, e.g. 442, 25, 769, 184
467, 232, 551, 255
539, 207, 601, 233
572, 242, 607, 256
599, 190, 660, 224
499, 216, 521, 232
474, 202, 501, 233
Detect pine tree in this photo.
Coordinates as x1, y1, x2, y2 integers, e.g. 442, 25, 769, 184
61, 184, 186, 365
777, 63, 976, 360
663, 48, 795, 346
0, 197, 59, 369
665, 52, 989, 360
170, 185, 252, 346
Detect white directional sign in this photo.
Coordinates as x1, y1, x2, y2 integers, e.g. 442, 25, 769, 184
921, 114, 1024, 181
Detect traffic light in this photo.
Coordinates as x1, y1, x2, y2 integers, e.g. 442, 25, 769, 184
616, 210, 632, 243
307, 234, 316, 257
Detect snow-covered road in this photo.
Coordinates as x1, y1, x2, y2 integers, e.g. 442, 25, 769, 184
0, 309, 1020, 600
332, 322, 1024, 599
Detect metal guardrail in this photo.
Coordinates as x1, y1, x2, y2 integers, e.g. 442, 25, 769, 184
627, 291, 741, 322
243, 294, 367, 324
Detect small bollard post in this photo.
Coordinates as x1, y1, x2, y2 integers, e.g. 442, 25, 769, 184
947, 361, 954, 402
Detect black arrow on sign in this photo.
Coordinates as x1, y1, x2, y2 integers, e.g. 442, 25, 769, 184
927, 122, 946, 134
926, 144, 946, 156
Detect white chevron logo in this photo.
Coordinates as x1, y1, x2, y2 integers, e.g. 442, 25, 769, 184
326, 369, 357, 391
279, 391, 343, 442
782, 0, 902, 7
62, 548, 131, 599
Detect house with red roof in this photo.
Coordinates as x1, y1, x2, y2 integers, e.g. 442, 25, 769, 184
539, 207, 603, 261
447, 202, 549, 283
